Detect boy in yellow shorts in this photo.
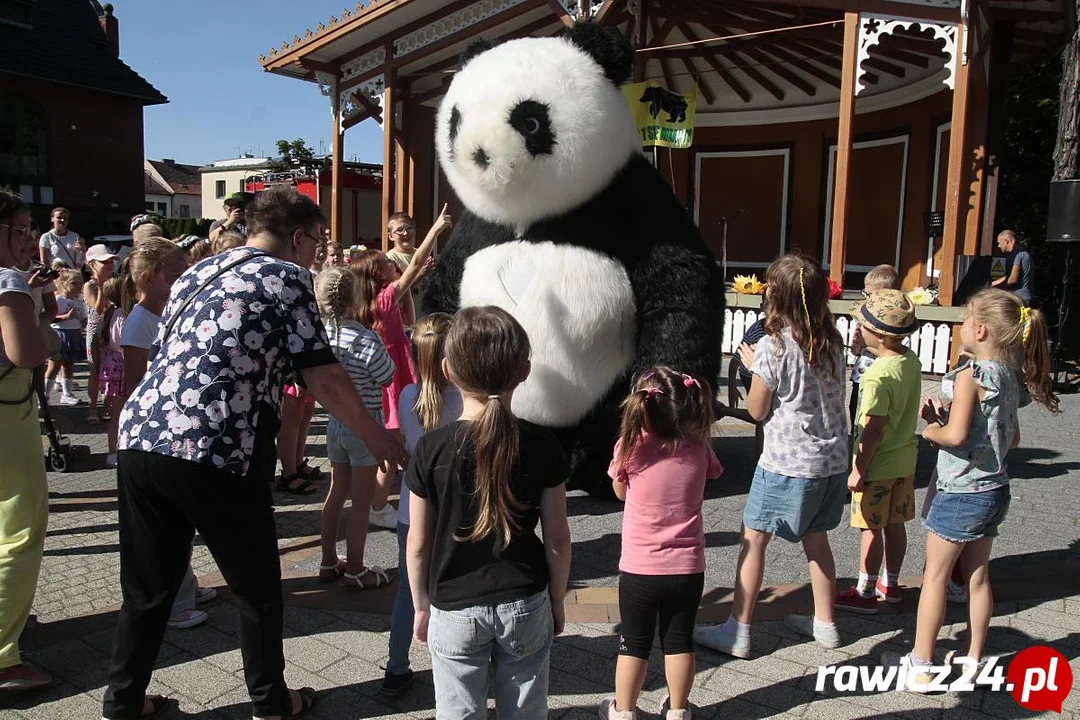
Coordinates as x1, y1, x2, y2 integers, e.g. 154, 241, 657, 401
836, 289, 922, 614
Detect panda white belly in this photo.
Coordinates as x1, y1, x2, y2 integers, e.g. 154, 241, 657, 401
459, 241, 637, 427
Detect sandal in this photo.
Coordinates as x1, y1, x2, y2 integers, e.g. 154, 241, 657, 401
283, 686, 317, 718
343, 566, 392, 590
297, 458, 323, 481
318, 558, 346, 583
276, 474, 319, 496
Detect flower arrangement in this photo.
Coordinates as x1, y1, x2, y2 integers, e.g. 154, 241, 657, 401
826, 276, 844, 299
733, 274, 766, 295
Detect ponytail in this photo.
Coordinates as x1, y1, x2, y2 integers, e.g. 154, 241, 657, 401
615, 391, 649, 472
118, 256, 138, 314
412, 312, 453, 432
459, 396, 524, 546
615, 366, 716, 472
444, 306, 531, 547
1020, 306, 1059, 412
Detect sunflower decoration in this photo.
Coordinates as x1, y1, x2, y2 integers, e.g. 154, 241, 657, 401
733, 274, 766, 295
907, 286, 933, 306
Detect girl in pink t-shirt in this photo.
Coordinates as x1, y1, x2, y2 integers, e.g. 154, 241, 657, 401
600, 367, 723, 720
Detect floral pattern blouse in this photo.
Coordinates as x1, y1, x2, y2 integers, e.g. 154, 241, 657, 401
118, 247, 336, 475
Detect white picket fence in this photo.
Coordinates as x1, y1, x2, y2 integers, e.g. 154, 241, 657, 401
722, 308, 958, 375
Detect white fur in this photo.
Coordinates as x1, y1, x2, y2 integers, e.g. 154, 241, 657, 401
436, 36, 642, 231
459, 242, 636, 427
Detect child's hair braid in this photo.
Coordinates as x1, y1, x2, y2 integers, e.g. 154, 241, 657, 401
315, 266, 360, 356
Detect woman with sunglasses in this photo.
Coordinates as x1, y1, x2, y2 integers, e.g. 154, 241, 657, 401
0, 190, 52, 691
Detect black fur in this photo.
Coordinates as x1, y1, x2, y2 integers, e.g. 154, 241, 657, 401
558, 23, 633, 86
508, 100, 556, 156
422, 155, 725, 499
459, 39, 495, 68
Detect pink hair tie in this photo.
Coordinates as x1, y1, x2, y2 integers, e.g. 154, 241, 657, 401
640, 386, 663, 398
682, 374, 701, 389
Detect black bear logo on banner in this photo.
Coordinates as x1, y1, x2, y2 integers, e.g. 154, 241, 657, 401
639, 86, 688, 123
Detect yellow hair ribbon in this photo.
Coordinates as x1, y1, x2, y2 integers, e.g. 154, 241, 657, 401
1019, 305, 1031, 344
799, 266, 814, 364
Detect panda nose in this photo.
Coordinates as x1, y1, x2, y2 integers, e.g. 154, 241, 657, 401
472, 147, 489, 169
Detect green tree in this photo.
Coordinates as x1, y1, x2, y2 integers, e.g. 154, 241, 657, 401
267, 138, 317, 172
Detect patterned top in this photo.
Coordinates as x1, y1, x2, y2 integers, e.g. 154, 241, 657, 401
325, 318, 395, 413
935, 359, 1019, 493
751, 328, 849, 478
118, 247, 336, 475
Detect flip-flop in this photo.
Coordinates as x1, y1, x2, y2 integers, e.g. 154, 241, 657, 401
283, 687, 317, 718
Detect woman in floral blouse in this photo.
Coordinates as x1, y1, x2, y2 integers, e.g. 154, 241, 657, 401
102, 186, 408, 720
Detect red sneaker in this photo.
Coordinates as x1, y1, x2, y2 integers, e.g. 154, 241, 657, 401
0, 664, 53, 690
875, 579, 903, 604
835, 587, 878, 614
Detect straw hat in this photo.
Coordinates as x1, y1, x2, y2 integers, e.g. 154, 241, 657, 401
856, 289, 918, 337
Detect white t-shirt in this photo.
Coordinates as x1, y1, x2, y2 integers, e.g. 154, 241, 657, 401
121, 304, 162, 350
396, 384, 463, 525
52, 295, 84, 330
39, 230, 84, 270
0, 268, 33, 366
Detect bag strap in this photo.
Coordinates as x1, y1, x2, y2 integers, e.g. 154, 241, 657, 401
160, 250, 269, 346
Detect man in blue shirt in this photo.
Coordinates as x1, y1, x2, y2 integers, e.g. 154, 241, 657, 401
992, 229, 1034, 305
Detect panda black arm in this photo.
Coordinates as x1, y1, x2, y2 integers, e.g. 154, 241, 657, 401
630, 244, 724, 386
420, 210, 508, 315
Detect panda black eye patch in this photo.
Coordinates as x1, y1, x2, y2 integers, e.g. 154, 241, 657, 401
448, 105, 462, 148
508, 100, 555, 156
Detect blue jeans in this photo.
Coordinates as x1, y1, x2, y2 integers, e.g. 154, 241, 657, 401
925, 485, 1011, 542
387, 522, 413, 675
428, 590, 553, 720
743, 466, 846, 543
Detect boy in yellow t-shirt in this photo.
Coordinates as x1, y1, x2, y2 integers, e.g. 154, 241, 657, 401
836, 289, 922, 614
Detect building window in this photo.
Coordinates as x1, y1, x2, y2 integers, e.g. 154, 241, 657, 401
178, 204, 190, 218
0, 0, 35, 28
0, 94, 49, 184
146, 204, 156, 214
156, 202, 168, 215
215, 180, 226, 199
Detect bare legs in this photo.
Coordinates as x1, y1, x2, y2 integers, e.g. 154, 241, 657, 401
914, 533, 966, 662
802, 532, 836, 623
372, 429, 402, 511
730, 527, 771, 624
320, 463, 378, 573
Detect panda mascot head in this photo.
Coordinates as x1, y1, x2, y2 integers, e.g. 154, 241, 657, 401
436, 24, 641, 231
424, 24, 724, 499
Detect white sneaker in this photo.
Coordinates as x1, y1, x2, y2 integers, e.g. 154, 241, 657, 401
369, 504, 398, 529
598, 697, 635, 719
693, 624, 750, 658
660, 695, 693, 719
944, 650, 988, 691
784, 614, 841, 649
59, 394, 79, 406
194, 587, 217, 604
882, 651, 935, 693
946, 580, 969, 604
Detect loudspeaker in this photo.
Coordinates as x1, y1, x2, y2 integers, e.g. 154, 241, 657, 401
1047, 179, 1080, 243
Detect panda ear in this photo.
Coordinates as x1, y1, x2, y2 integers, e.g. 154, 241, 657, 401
458, 39, 495, 69
559, 23, 634, 86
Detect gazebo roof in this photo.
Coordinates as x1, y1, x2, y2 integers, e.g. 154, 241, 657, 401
259, 0, 1072, 123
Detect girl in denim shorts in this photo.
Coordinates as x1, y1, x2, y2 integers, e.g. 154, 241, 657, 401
695, 254, 849, 659
316, 267, 397, 590
888, 289, 1060, 688
406, 306, 572, 720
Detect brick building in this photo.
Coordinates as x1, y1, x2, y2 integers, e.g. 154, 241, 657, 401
0, 0, 167, 237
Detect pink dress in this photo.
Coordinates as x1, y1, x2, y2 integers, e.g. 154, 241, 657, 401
377, 284, 417, 430
98, 311, 126, 398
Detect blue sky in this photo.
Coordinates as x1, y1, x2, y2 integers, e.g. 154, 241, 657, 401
122, 0, 384, 166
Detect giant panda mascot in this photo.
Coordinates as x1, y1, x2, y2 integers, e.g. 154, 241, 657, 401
422, 23, 725, 499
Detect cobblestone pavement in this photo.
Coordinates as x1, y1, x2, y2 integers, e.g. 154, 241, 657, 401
4, 368, 1080, 719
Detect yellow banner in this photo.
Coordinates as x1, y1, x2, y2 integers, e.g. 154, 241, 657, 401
622, 82, 697, 149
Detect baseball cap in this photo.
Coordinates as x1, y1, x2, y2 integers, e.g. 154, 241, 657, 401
85, 245, 117, 263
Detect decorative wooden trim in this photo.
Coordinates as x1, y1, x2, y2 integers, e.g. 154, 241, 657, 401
823, 134, 912, 272
828, 11, 860, 285
856, 13, 957, 95
593, 0, 619, 24
693, 148, 792, 263
545, 0, 576, 26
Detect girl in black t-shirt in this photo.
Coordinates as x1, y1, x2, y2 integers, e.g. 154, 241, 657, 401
406, 306, 572, 720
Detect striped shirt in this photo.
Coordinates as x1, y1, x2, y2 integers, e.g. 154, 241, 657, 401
325, 318, 395, 412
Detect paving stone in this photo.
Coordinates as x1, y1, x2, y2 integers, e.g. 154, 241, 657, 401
152, 656, 245, 706
23, 638, 109, 691
280, 635, 349, 673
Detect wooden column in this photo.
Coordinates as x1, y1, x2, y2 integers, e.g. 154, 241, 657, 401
979, 23, 1014, 255
394, 85, 411, 217
938, 16, 973, 306
381, 73, 395, 253
330, 78, 345, 242
962, 12, 993, 257
828, 11, 860, 285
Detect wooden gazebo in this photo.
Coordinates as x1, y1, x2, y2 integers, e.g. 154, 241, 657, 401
260, 0, 1071, 304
